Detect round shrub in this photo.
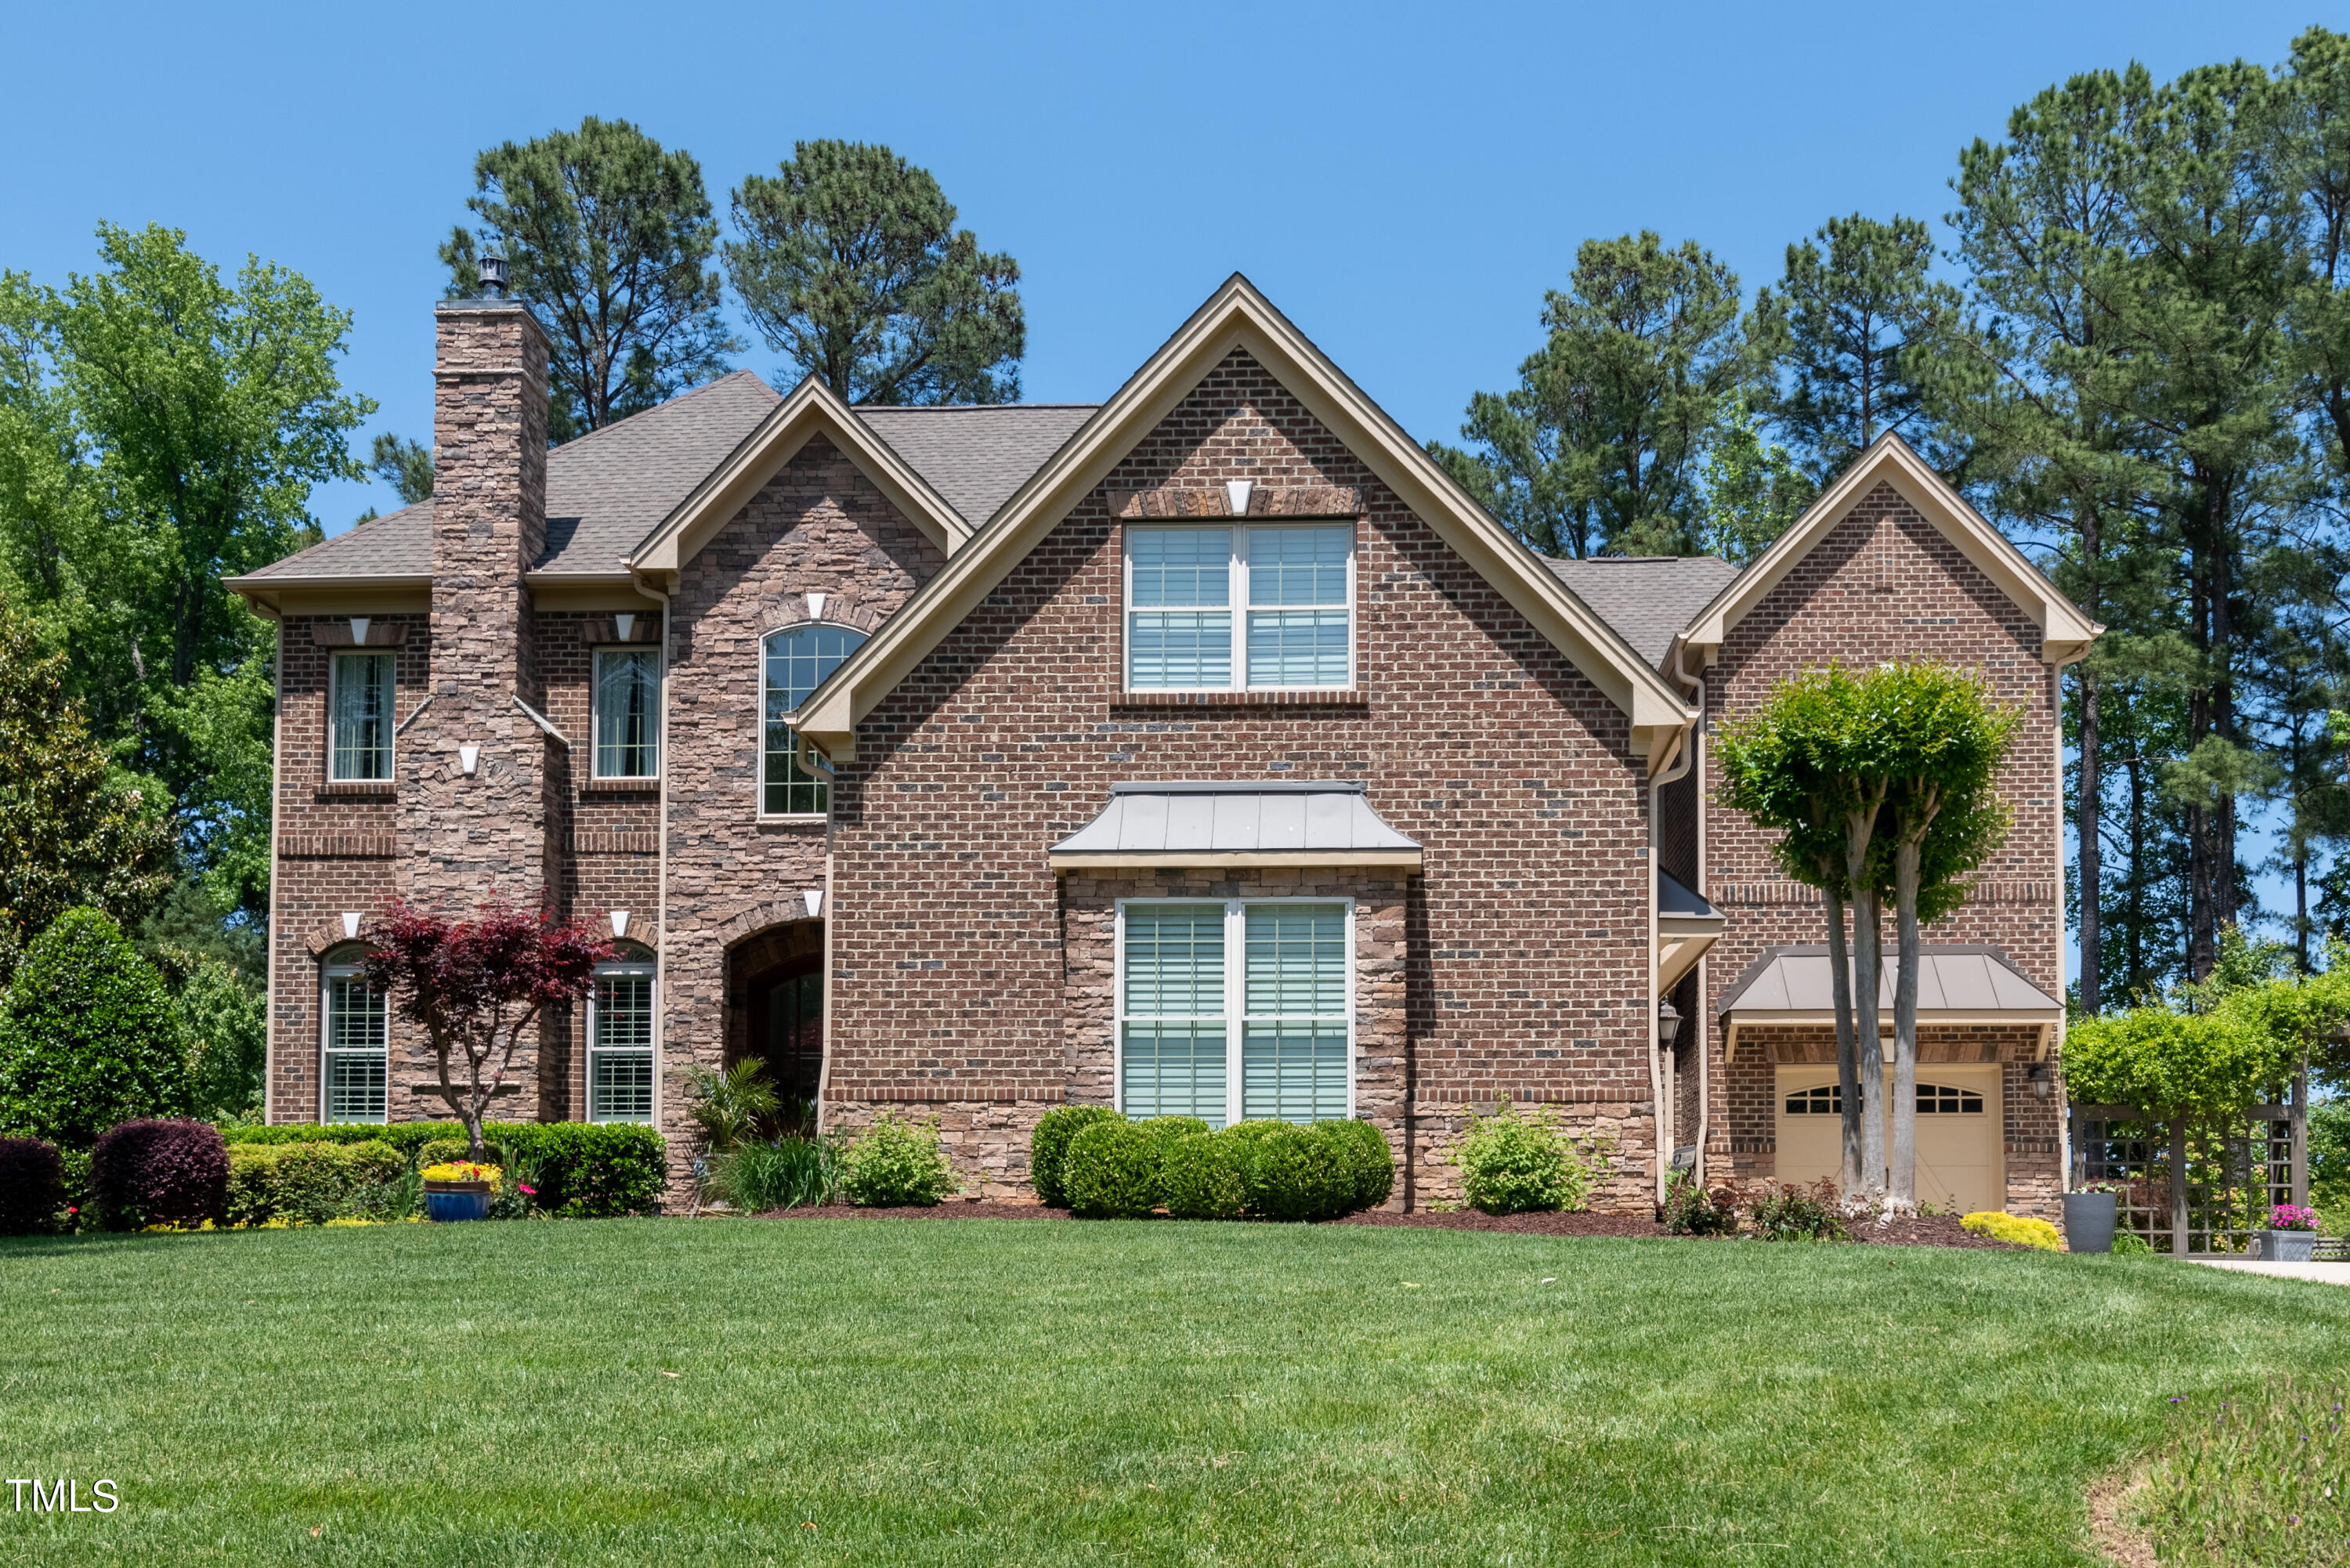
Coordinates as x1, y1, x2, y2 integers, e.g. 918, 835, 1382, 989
90, 1118, 229, 1229
841, 1110, 958, 1207
0, 909, 190, 1147
1323, 1118, 1395, 1211
0, 1136, 66, 1235
1160, 1132, 1242, 1219
1231, 1121, 1354, 1222
1961, 1210, 2062, 1251
1063, 1119, 1163, 1218
1457, 1104, 1593, 1216
1029, 1104, 1120, 1208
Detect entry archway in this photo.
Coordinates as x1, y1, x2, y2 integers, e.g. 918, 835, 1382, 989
725, 920, 826, 1120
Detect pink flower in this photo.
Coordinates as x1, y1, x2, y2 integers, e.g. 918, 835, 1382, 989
518, 1183, 537, 1196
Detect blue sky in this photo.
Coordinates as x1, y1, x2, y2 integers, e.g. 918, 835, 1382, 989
2, 0, 2335, 960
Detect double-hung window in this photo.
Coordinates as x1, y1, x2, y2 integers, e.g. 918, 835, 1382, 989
330, 652, 395, 782
588, 960, 656, 1122
594, 648, 660, 779
1116, 900, 1352, 1127
1126, 524, 1352, 692
321, 959, 388, 1124
763, 623, 865, 816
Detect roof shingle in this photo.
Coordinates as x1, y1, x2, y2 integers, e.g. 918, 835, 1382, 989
1543, 555, 1742, 667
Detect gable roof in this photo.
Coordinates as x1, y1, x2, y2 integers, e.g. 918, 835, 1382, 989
1672, 433, 2099, 671
792, 274, 1700, 768
856, 405, 1097, 527
628, 374, 975, 576
1546, 555, 1741, 668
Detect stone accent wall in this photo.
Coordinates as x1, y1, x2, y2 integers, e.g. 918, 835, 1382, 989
830, 349, 1659, 1209
1698, 482, 2065, 1212
655, 434, 946, 1191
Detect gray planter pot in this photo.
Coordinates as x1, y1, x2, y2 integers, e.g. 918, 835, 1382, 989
2063, 1190, 2118, 1254
2263, 1229, 2317, 1263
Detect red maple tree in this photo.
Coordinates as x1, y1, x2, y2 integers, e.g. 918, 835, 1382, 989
360, 897, 613, 1160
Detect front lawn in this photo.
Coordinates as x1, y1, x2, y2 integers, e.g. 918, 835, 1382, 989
1, 1219, 2344, 1565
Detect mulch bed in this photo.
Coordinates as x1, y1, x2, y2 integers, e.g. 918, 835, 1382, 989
746, 1201, 2026, 1248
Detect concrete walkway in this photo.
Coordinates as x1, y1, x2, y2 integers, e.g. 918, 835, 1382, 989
2193, 1259, 2350, 1286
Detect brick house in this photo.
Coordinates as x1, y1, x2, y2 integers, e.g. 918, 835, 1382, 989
228, 274, 2096, 1213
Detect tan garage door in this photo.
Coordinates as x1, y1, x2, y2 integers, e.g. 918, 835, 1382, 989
1774, 1065, 2002, 1215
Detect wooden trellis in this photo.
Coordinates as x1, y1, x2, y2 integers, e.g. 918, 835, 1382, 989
2070, 1102, 2305, 1256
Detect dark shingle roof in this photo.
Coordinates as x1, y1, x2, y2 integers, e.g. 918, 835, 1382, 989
1544, 555, 1743, 667
244, 378, 1101, 583
854, 404, 1097, 526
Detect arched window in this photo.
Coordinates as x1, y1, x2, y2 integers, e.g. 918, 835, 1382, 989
762, 623, 865, 816
320, 948, 387, 1124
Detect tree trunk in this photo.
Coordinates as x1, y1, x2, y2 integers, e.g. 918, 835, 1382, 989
1890, 840, 1923, 1212
1823, 887, 1863, 1194
1853, 887, 1887, 1205
2077, 668, 2102, 1014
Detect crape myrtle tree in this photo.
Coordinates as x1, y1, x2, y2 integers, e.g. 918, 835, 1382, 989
441, 116, 740, 441
725, 140, 1025, 405
360, 898, 613, 1162
1717, 663, 2019, 1208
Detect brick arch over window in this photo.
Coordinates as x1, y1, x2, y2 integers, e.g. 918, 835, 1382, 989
715, 899, 825, 952
304, 918, 374, 958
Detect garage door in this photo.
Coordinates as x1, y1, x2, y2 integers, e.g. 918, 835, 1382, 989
1774, 1065, 2001, 1215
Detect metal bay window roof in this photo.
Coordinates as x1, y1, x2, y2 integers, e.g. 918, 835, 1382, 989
1048, 781, 1423, 871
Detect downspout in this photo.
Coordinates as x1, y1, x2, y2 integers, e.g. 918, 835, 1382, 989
264, 618, 285, 1125
647, 582, 674, 1159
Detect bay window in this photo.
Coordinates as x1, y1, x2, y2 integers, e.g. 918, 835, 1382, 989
1116, 899, 1352, 1126
1126, 524, 1353, 692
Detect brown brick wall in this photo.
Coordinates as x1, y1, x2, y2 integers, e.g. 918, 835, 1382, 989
1699, 481, 2066, 1212
829, 349, 1660, 1209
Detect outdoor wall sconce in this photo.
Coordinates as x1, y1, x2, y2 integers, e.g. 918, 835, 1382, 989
1657, 999, 1681, 1047
807, 591, 827, 621
2028, 1062, 2055, 1100
1225, 479, 1253, 516
458, 744, 481, 776
610, 910, 631, 938
804, 889, 824, 919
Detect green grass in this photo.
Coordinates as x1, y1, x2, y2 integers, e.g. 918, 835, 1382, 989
2, 1220, 2347, 1566
2135, 1375, 2348, 1565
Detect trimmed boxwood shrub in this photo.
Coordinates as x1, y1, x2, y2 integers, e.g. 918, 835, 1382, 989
1324, 1118, 1395, 1211
0, 909, 190, 1147
841, 1110, 958, 1207
226, 1141, 406, 1227
1029, 1104, 1120, 1208
1063, 1119, 1164, 1218
222, 1121, 667, 1217
1229, 1120, 1356, 1222
1161, 1132, 1242, 1219
90, 1118, 229, 1229
0, 1136, 66, 1235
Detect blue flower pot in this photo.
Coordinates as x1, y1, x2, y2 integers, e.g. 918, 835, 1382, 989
425, 1185, 491, 1223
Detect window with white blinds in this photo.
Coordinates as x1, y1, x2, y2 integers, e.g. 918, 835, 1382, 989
1115, 900, 1352, 1126
321, 962, 387, 1124
1125, 524, 1353, 692
589, 964, 656, 1123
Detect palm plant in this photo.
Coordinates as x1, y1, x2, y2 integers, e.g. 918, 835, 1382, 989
682, 1059, 781, 1153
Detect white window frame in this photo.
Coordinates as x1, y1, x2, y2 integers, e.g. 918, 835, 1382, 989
327, 650, 396, 782
320, 956, 388, 1125
1112, 897, 1356, 1126
591, 645, 663, 781
1121, 522, 1356, 695
759, 620, 866, 821
586, 959, 657, 1124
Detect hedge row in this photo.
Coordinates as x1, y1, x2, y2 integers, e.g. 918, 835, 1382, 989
1032, 1108, 1394, 1222
223, 1122, 667, 1218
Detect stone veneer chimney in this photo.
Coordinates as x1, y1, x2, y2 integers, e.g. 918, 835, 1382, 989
401, 291, 555, 901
